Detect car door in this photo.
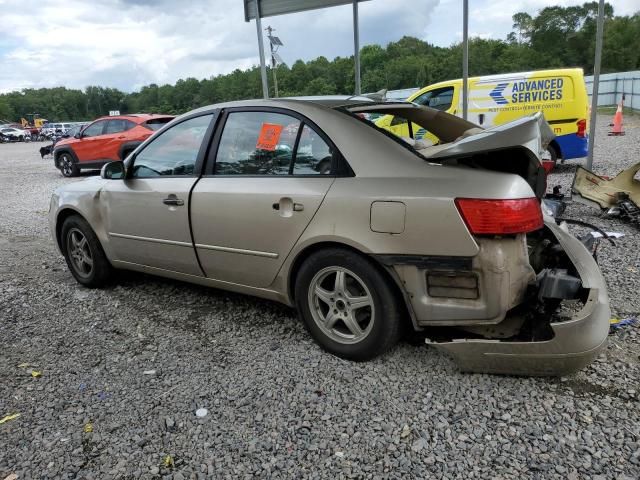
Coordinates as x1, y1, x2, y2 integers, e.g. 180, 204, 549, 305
101, 119, 135, 160
100, 113, 216, 275
73, 120, 107, 162
190, 109, 335, 288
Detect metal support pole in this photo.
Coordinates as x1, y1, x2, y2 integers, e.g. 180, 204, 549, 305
586, 0, 604, 170
353, 0, 361, 95
462, 0, 469, 120
254, 0, 269, 99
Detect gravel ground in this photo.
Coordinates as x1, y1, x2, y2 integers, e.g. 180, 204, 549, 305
1, 114, 639, 479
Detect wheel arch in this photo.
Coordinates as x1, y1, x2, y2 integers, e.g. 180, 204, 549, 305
55, 207, 87, 253
118, 141, 142, 160
54, 147, 79, 168
287, 241, 419, 331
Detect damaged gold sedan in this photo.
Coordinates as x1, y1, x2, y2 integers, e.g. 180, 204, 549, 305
49, 98, 610, 376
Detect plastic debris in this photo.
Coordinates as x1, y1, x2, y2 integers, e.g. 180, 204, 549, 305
143, 370, 156, 375
610, 317, 638, 333
83, 422, 93, 433
4, 474, 18, 480
31, 370, 42, 378
0, 413, 20, 425
401, 424, 411, 438
195, 408, 208, 418
162, 455, 175, 469
17, 363, 31, 368
590, 231, 624, 239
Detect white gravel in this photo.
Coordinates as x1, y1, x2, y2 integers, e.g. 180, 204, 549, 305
1, 114, 639, 479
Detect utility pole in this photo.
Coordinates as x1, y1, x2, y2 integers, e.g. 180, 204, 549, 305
266, 26, 283, 98
586, 0, 605, 170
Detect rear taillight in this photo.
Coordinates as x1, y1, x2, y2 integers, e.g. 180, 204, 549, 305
576, 119, 587, 138
455, 198, 543, 235
541, 160, 555, 175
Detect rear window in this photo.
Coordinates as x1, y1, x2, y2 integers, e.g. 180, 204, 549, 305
144, 117, 174, 131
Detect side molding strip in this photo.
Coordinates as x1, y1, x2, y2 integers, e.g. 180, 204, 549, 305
194, 243, 278, 258
108, 232, 193, 248
109, 232, 279, 258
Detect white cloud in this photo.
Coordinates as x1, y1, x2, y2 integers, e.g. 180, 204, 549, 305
0, 0, 637, 93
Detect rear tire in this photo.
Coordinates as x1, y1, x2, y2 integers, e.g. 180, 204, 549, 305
59, 153, 80, 177
120, 148, 134, 160
295, 248, 402, 361
543, 145, 558, 167
61, 215, 113, 288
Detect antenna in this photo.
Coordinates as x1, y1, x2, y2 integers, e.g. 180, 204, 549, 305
265, 25, 284, 97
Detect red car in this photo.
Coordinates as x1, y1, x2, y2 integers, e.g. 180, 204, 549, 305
54, 114, 174, 177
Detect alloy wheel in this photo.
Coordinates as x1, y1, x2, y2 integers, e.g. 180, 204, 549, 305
66, 228, 93, 279
61, 156, 73, 176
307, 266, 375, 344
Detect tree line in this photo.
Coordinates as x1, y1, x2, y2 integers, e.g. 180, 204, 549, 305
0, 2, 638, 123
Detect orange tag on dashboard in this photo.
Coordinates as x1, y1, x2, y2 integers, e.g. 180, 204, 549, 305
256, 123, 283, 151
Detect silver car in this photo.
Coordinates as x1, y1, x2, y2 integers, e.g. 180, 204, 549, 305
49, 98, 610, 375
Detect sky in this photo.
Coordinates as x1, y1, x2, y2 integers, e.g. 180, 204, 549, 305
0, 0, 638, 93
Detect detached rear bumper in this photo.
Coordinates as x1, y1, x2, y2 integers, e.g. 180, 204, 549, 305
433, 220, 610, 376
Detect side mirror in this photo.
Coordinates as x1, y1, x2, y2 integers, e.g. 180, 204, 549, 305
74, 133, 81, 139
101, 161, 125, 180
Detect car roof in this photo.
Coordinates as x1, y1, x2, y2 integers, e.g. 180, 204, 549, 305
93, 113, 175, 123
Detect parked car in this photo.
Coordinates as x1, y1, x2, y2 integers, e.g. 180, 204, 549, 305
49, 98, 610, 376
53, 114, 174, 177
0, 127, 30, 142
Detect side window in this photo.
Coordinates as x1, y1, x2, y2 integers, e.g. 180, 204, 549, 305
131, 114, 212, 178
105, 119, 128, 134
293, 124, 333, 175
391, 116, 408, 126
82, 121, 105, 137
414, 87, 454, 111
215, 112, 299, 175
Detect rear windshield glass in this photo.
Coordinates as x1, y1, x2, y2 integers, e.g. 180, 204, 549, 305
144, 118, 174, 131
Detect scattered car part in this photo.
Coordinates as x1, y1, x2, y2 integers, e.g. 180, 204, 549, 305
572, 162, 640, 224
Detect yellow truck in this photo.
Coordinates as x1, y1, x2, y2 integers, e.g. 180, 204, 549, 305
376, 68, 589, 163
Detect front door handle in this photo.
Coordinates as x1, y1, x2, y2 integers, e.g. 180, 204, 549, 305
163, 194, 184, 206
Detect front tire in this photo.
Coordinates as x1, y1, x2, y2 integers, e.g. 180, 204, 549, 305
59, 153, 79, 177
61, 215, 113, 288
295, 248, 402, 361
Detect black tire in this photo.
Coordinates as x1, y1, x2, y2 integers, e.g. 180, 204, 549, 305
120, 148, 133, 160
61, 215, 113, 288
295, 248, 402, 361
59, 153, 80, 177
544, 145, 558, 167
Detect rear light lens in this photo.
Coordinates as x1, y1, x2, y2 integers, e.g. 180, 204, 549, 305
576, 119, 587, 138
455, 198, 543, 235
541, 160, 555, 175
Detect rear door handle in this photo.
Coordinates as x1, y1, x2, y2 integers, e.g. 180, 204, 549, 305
163, 194, 184, 206
272, 198, 304, 216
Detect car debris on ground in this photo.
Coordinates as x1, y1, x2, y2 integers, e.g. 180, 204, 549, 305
572, 161, 640, 224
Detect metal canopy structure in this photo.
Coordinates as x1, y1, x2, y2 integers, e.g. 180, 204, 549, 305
244, 0, 369, 99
